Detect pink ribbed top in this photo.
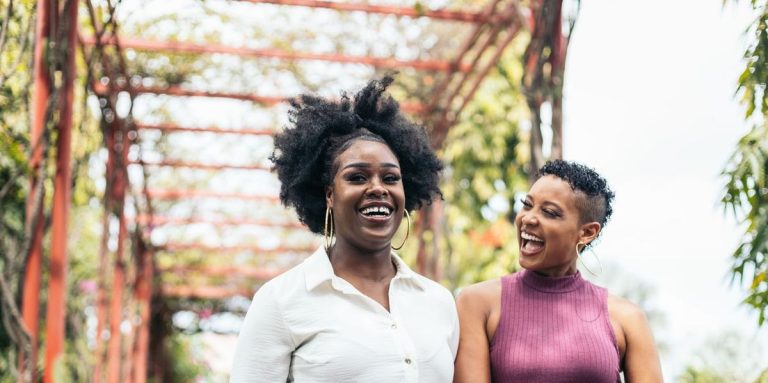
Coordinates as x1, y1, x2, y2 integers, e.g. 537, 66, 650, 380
490, 269, 620, 383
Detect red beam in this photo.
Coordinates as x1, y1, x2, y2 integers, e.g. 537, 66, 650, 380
455, 23, 522, 124
20, 0, 53, 379
243, 0, 490, 22
136, 123, 275, 136
92, 82, 425, 114
43, 2, 78, 380
133, 215, 302, 228
431, 5, 523, 148
160, 285, 255, 299
160, 265, 285, 280
145, 189, 279, 202
91, 82, 284, 104
82, 35, 472, 73
158, 243, 316, 254
133, 159, 271, 172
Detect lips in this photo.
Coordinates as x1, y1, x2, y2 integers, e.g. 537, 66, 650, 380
520, 230, 544, 256
358, 203, 394, 223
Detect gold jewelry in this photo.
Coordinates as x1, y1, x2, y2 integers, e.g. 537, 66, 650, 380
391, 210, 411, 251
324, 207, 335, 252
576, 242, 603, 277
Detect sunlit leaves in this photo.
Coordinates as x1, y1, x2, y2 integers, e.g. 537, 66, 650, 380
723, 0, 768, 327
440, 48, 528, 288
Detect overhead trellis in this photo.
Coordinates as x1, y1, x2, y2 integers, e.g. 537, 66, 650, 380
8, 0, 576, 381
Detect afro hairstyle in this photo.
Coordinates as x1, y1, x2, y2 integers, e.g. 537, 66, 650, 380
270, 75, 443, 234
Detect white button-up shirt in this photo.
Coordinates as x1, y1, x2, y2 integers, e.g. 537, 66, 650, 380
229, 247, 459, 383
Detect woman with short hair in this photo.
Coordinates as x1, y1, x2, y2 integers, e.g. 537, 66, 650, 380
454, 160, 663, 383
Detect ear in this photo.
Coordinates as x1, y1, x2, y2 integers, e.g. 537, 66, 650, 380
578, 222, 601, 246
325, 186, 334, 208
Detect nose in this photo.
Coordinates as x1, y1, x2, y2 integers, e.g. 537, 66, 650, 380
519, 211, 538, 227
366, 176, 389, 198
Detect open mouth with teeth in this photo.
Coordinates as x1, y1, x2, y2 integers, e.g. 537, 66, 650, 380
359, 205, 393, 218
520, 231, 545, 254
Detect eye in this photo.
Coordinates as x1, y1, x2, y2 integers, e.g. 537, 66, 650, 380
542, 209, 558, 218
345, 173, 367, 183
383, 174, 401, 184
520, 199, 533, 209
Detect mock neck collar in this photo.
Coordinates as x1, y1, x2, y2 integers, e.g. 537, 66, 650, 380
521, 268, 584, 293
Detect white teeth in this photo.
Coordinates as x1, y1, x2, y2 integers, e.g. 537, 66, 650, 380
521, 232, 543, 242
361, 206, 392, 215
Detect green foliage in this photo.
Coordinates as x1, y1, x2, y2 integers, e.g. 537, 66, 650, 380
440, 46, 529, 288
722, 0, 768, 326
677, 330, 767, 383
164, 333, 210, 383
678, 367, 731, 383
0, 0, 36, 378
736, 2, 768, 119
722, 123, 768, 325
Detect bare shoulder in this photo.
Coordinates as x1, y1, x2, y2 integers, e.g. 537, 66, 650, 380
456, 278, 502, 316
607, 294, 648, 326
457, 278, 501, 304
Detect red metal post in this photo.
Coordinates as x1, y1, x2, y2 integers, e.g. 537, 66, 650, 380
107, 120, 130, 383
93, 114, 117, 383
131, 243, 153, 383
43, 1, 78, 381
20, 0, 53, 380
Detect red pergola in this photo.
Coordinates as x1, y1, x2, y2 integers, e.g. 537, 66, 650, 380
18, 0, 572, 382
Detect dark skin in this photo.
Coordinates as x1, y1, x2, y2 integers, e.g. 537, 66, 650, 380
454, 176, 663, 383
324, 139, 406, 311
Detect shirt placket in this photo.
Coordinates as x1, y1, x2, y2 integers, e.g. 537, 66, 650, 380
388, 278, 419, 383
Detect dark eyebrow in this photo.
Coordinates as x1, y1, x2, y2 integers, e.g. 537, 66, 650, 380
342, 162, 400, 170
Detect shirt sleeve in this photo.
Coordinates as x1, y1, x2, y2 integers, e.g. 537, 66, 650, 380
229, 284, 295, 382
448, 292, 460, 360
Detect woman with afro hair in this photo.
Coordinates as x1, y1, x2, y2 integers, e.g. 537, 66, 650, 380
230, 75, 459, 383
453, 160, 662, 383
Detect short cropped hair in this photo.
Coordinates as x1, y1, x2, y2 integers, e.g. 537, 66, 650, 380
538, 160, 615, 229
270, 75, 443, 234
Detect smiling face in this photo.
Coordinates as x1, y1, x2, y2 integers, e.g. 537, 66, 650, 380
515, 175, 601, 276
326, 139, 405, 252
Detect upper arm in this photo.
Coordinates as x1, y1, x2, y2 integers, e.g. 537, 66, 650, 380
453, 285, 493, 383
230, 287, 295, 383
612, 298, 663, 383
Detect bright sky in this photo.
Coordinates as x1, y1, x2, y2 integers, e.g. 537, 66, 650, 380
564, 0, 767, 379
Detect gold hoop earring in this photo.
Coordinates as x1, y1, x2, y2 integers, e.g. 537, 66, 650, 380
391, 210, 410, 251
324, 207, 335, 252
576, 242, 603, 277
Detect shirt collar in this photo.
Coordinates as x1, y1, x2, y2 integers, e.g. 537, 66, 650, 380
304, 246, 426, 291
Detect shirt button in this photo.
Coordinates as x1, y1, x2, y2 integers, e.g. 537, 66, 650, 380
404, 358, 412, 364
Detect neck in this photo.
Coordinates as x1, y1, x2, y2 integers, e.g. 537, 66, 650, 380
328, 239, 396, 281
531, 260, 579, 278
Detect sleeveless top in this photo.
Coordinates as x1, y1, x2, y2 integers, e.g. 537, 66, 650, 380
490, 269, 621, 383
